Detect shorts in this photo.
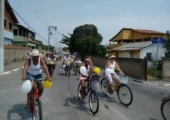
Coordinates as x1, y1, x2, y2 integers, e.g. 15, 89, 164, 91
26, 72, 43, 81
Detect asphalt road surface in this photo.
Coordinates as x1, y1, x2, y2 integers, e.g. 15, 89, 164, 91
0, 61, 170, 120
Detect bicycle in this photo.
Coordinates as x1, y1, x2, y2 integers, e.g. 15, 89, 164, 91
48, 61, 55, 77
101, 74, 133, 106
77, 73, 100, 115
161, 95, 170, 120
30, 78, 45, 120
73, 63, 81, 75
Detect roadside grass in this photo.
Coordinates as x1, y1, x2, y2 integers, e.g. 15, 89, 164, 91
147, 68, 162, 78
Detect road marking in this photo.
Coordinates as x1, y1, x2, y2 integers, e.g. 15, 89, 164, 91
13, 68, 21, 71
0, 67, 22, 76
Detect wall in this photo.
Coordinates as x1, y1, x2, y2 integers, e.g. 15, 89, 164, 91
162, 58, 170, 79
91, 56, 147, 80
4, 45, 29, 65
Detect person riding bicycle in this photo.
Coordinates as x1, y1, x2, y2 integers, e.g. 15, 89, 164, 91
47, 54, 56, 77
22, 49, 52, 108
79, 59, 93, 102
63, 54, 72, 70
73, 57, 82, 69
105, 55, 124, 94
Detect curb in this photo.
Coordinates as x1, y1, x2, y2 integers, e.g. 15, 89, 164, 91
133, 79, 170, 86
0, 67, 22, 76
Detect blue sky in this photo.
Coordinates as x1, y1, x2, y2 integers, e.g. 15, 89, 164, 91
8, 0, 170, 47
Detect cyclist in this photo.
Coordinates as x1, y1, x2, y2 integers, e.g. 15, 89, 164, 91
79, 59, 93, 102
63, 54, 72, 70
48, 54, 56, 76
105, 55, 124, 94
86, 55, 93, 66
22, 49, 52, 108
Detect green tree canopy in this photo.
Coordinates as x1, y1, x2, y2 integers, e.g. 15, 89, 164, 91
67, 24, 106, 57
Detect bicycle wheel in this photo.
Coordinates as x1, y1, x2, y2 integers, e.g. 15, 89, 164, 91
89, 91, 99, 115
117, 84, 133, 106
101, 78, 108, 95
161, 98, 170, 120
32, 99, 43, 120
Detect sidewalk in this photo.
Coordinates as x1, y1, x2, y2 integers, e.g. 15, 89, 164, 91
133, 78, 170, 86
0, 60, 25, 75
1, 60, 170, 86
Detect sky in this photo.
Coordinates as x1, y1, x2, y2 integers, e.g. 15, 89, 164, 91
8, 0, 170, 47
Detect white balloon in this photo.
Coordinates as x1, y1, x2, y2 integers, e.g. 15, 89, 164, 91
21, 80, 32, 94
80, 66, 88, 76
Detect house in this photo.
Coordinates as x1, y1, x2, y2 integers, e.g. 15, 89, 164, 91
109, 28, 167, 43
4, 0, 19, 45
108, 28, 167, 58
108, 38, 167, 61
13, 24, 37, 48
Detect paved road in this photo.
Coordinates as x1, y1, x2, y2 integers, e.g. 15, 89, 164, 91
0, 61, 170, 120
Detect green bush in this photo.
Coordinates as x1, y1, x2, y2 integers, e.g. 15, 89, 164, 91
147, 68, 162, 78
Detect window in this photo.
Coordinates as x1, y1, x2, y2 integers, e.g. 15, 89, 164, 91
4, 19, 7, 27
146, 53, 152, 61
9, 22, 12, 30
14, 29, 17, 35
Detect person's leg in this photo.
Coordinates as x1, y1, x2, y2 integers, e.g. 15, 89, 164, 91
79, 75, 87, 101
25, 73, 35, 108
112, 73, 120, 90
106, 73, 114, 93
35, 74, 44, 97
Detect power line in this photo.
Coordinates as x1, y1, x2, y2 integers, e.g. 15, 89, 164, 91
11, 7, 48, 42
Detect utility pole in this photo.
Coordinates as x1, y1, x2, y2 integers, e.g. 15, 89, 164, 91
48, 26, 57, 51
0, 0, 4, 73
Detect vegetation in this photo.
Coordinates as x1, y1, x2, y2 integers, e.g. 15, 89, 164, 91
60, 24, 107, 58
42, 44, 55, 52
147, 68, 162, 78
164, 31, 170, 58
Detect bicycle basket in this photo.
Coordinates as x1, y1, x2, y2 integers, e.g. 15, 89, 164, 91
89, 81, 99, 91
119, 75, 129, 84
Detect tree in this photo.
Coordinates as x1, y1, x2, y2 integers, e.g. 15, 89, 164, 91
70, 24, 106, 57
164, 31, 170, 58
60, 34, 71, 46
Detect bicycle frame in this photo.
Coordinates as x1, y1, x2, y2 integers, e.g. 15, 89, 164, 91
32, 83, 40, 115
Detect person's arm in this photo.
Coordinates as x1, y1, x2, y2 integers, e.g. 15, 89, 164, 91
22, 59, 29, 80
40, 57, 51, 80
115, 62, 124, 74
105, 60, 109, 68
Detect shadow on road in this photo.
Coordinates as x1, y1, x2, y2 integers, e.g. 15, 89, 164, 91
63, 96, 93, 116
96, 91, 128, 108
7, 103, 32, 120
58, 72, 66, 76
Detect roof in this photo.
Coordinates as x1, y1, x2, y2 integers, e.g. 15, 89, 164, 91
133, 29, 165, 34
15, 23, 35, 34
112, 41, 152, 51
109, 28, 166, 41
5, 0, 18, 23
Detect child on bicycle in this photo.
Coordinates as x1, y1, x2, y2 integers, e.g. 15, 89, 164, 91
79, 59, 93, 102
